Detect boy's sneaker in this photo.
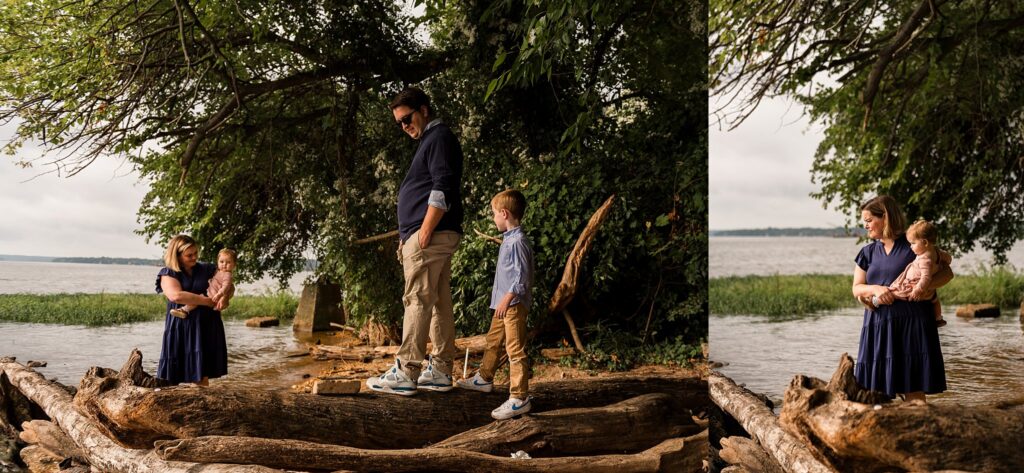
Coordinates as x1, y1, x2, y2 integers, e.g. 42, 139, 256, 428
491, 396, 531, 420
366, 359, 417, 396
455, 372, 493, 393
416, 357, 454, 392
170, 308, 189, 319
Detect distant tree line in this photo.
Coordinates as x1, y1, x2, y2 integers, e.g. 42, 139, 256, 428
711, 227, 866, 238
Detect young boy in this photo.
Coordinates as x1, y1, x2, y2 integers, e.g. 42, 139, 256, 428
456, 189, 535, 420
171, 248, 236, 318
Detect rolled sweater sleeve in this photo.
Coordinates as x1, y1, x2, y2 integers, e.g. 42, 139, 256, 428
426, 135, 457, 211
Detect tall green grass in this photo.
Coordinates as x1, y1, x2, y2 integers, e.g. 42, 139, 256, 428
711, 266, 1024, 317
0, 292, 299, 326
710, 274, 854, 317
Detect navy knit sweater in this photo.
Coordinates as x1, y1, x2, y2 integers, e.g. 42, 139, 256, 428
397, 122, 464, 242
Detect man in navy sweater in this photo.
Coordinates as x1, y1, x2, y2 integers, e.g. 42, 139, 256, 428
368, 87, 464, 396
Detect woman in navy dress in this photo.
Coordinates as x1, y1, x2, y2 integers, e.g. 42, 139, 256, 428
852, 196, 951, 401
155, 235, 228, 385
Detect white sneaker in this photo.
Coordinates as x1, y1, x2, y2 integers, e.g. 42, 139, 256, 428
416, 357, 454, 392
366, 359, 417, 396
455, 372, 493, 393
491, 396, 531, 420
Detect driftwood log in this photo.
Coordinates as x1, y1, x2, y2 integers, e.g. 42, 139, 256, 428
0, 357, 284, 472
548, 194, 616, 352
718, 436, 785, 473
76, 353, 708, 450
708, 373, 836, 473
155, 431, 706, 473
779, 353, 1024, 473
354, 334, 489, 358
431, 393, 702, 456
19, 419, 88, 465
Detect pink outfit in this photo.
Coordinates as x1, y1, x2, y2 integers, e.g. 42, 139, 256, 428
888, 251, 938, 301
208, 271, 234, 303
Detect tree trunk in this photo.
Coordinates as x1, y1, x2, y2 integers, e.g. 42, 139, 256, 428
155, 431, 707, 473
718, 436, 785, 473
779, 353, 1024, 473
432, 393, 702, 456
75, 352, 708, 450
0, 357, 283, 473
708, 373, 836, 473
549, 194, 616, 316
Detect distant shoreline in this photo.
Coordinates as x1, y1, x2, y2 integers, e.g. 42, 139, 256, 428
710, 227, 865, 238
0, 255, 319, 270
0, 255, 161, 265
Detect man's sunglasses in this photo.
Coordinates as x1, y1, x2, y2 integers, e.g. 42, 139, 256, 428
396, 110, 416, 127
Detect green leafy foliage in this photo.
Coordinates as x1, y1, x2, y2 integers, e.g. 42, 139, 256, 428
1, 0, 706, 353
711, 0, 1024, 262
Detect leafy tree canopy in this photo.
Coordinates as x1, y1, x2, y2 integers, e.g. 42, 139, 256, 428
1, 0, 706, 352
712, 0, 1024, 262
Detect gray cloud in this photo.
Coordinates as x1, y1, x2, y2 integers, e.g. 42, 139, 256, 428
0, 121, 161, 258
710, 96, 849, 230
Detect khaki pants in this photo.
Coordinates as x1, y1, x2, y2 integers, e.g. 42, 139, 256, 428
396, 229, 461, 378
479, 303, 529, 398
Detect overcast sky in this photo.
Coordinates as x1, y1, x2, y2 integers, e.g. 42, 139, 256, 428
0, 121, 162, 258
709, 95, 848, 231
1, 86, 851, 257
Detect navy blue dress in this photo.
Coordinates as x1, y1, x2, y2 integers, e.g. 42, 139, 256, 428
155, 262, 228, 383
854, 236, 946, 397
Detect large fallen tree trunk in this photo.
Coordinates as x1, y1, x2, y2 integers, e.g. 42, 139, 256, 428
76, 352, 708, 450
0, 357, 282, 473
779, 353, 1024, 473
155, 431, 707, 473
708, 373, 836, 473
431, 393, 702, 456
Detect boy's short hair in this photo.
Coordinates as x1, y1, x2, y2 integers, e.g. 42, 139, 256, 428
390, 87, 432, 115
218, 248, 238, 261
491, 189, 527, 220
906, 220, 938, 245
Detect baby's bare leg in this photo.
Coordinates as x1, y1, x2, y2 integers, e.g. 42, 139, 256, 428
170, 304, 196, 319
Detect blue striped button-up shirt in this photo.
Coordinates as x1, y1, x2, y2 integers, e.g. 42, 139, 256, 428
490, 226, 534, 309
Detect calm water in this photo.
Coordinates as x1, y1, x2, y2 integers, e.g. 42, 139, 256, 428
0, 260, 311, 295
710, 236, 1024, 407
0, 319, 306, 389
0, 261, 314, 387
710, 236, 1024, 277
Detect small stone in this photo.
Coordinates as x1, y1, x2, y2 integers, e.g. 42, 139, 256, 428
955, 304, 1000, 318
25, 360, 46, 368
302, 373, 311, 379
245, 317, 280, 327
312, 379, 361, 395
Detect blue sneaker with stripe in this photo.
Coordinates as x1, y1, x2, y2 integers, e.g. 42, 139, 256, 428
455, 372, 494, 393
366, 359, 417, 396
491, 396, 531, 420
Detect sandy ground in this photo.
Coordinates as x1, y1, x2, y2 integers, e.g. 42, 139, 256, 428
233, 330, 706, 393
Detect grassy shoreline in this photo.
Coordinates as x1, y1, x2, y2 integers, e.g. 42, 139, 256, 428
711, 266, 1024, 316
0, 292, 298, 326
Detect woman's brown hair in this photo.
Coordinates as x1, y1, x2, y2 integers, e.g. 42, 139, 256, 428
860, 195, 906, 240
163, 235, 198, 272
